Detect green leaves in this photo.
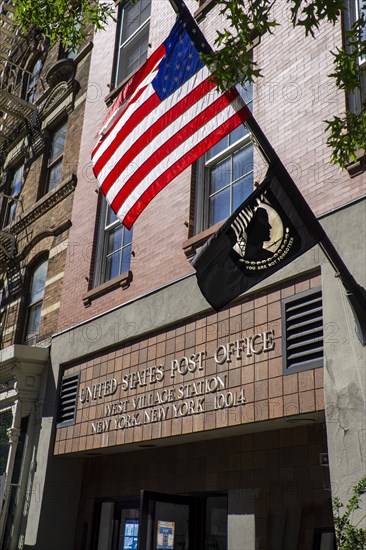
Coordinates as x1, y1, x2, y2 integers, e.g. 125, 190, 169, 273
289, 0, 344, 36
202, 0, 277, 90
204, 0, 366, 167
14, 0, 115, 51
333, 477, 366, 550
326, 111, 366, 167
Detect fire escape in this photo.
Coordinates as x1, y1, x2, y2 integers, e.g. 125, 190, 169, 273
0, 1, 38, 275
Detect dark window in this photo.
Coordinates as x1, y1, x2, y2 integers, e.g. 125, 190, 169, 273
45, 121, 67, 193
25, 58, 42, 104
115, 0, 151, 86
312, 529, 336, 550
0, 409, 12, 476
95, 198, 133, 285
194, 83, 254, 233
57, 372, 80, 426
2, 164, 23, 227
24, 258, 48, 345
282, 287, 323, 374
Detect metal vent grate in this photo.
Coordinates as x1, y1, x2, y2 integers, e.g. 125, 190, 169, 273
57, 372, 79, 426
282, 287, 323, 373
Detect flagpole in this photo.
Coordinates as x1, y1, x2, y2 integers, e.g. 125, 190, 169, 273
168, 0, 366, 345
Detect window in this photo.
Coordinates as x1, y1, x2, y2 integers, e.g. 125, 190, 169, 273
282, 287, 323, 374
195, 83, 254, 233
0, 409, 12, 477
345, 0, 366, 113
45, 121, 67, 193
24, 258, 48, 345
95, 199, 133, 285
2, 164, 23, 227
115, 0, 151, 86
25, 58, 42, 104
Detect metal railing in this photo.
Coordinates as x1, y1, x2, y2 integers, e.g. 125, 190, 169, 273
0, 1, 37, 146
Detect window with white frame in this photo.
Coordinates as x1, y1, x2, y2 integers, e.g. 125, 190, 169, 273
45, 121, 67, 194
345, 0, 366, 113
24, 258, 48, 345
115, 0, 151, 86
95, 199, 133, 285
194, 83, 254, 233
2, 164, 23, 227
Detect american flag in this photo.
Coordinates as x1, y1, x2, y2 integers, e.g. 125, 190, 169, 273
92, 18, 251, 229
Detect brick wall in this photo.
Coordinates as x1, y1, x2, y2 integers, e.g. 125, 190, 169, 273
56, 0, 366, 333
0, 40, 92, 348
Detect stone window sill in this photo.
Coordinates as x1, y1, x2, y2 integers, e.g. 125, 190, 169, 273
82, 271, 133, 307
182, 221, 224, 258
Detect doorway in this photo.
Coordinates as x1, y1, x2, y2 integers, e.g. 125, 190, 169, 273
138, 491, 201, 549
93, 492, 227, 550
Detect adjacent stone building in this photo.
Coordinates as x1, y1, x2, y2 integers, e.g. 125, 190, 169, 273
0, 3, 93, 548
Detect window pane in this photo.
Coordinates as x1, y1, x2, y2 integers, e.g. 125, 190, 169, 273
206, 135, 229, 160
228, 124, 248, 146
121, 244, 132, 273
107, 225, 123, 254
29, 260, 48, 303
49, 123, 67, 163
48, 161, 63, 191
123, 227, 133, 246
7, 202, 17, 225
121, 0, 151, 43
233, 145, 253, 181
25, 303, 42, 339
232, 174, 254, 212
105, 251, 122, 281
26, 59, 42, 103
10, 165, 23, 196
209, 157, 231, 194
238, 82, 253, 108
106, 206, 119, 227
116, 0, 151, 84
209, 187, 230, 226
117, 27, 149, 83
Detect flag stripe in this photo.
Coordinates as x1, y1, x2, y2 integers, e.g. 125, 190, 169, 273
94, 64, 211, 174
93, 79, 158, 165
94, 91, 160, 177
122, 106, 249, 228
100, 77, 223, 196
93, 44, 166, 151
108, 89, 239, 209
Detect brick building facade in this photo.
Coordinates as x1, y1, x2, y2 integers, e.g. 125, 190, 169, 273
3, 0, 365, 548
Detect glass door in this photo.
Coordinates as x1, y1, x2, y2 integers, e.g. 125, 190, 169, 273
138, 491, 202, 550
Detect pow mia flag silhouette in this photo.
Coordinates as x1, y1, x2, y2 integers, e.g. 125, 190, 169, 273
191, 170, 319, 310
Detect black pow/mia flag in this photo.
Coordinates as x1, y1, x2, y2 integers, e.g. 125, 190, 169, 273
191, 170, 319, 310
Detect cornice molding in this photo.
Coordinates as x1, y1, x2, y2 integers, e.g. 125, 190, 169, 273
10, 174, 77, 235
